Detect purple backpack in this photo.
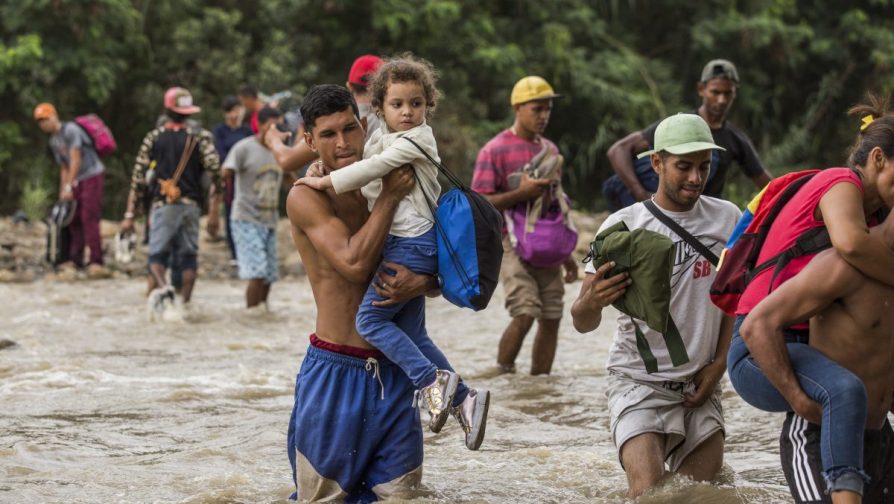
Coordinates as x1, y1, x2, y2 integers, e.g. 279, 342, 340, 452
506, 144, 578, 268
73, 114, 117, 158
508, 198, 578, 267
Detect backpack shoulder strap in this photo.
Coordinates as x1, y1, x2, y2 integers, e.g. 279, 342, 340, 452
70, 118, 97, 149
644, 199, 719, 266
402, 136, 465, 189
748, 173, 816, 262
170, 133, 198, 187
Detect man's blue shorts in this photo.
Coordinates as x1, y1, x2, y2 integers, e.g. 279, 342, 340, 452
288, 336, 423, 503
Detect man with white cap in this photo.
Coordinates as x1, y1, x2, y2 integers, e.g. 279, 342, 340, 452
572, 113, 741, 497
472, 75, 578, 376
121, 87, 221, 315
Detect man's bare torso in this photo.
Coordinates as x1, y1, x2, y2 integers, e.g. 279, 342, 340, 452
810, 252, 894, 429
290, 187, 375, 349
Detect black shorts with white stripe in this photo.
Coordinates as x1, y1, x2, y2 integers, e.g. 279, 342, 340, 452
779, 412, 894, 503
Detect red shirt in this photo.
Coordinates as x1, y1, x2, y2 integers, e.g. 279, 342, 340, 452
471, 129, 558, 233
250, 109, 259, 134
737, 168, 863, 317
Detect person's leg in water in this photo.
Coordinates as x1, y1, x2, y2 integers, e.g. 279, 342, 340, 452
172, 204, 201, 304
146, 204, 178, 315
498, 315, 534, 373
246, 279, 269, 307
170, 240, 183, 294
530, 318, 560, 375
147, 245, 180, 294
224, 177, 238, 263
497, 239, 564, 374
232, 220, 277, 309
728, 315, 868, 501
355, 228, 458, 431
256, 224, 277, 307
529, 264, 566, 375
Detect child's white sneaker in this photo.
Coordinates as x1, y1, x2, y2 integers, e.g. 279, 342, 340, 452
414, 370, 459, 433
451, 388, 490, 450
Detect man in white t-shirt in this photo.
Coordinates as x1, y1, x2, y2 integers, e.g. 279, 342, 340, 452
571, 113, 741, 498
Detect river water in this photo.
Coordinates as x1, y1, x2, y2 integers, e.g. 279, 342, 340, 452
0, 278, 794, 503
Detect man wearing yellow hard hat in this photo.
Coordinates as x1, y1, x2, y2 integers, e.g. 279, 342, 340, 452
471, 76, 578, 376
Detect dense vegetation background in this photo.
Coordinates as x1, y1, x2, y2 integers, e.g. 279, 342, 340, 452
2, 0, 894, 219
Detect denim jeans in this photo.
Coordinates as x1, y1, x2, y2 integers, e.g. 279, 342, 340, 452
727, 314, 868, 494
356, 228, 469, 405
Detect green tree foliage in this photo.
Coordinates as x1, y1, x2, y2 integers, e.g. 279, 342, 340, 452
2, 0, 893, 217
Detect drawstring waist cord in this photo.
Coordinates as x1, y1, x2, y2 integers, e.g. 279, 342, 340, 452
365, 357, 385, 400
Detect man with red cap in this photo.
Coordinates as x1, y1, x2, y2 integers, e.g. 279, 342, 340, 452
34, 102, 110, 278
266, 54, 383, 171
121, 87, 221, 318
346, 54, 384, 140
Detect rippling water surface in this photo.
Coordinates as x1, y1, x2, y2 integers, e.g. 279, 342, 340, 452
0, 278, 794, 503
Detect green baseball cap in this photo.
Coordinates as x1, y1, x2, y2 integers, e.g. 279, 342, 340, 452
637, 113, 726, 159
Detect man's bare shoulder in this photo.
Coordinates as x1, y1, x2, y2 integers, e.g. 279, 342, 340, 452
287, 185, 335, 229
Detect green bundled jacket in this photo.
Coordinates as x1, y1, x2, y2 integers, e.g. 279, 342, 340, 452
588, 221, 689, 373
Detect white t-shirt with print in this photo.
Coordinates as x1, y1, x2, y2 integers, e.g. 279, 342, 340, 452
585, 196, 741, 382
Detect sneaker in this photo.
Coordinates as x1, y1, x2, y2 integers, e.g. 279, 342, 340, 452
415, 370, 459, 433
451, 388, 491, 451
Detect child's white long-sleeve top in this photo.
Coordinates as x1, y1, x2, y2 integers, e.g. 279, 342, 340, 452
329, 121, 440, 238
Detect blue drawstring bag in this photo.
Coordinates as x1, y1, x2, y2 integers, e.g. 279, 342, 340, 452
403, 138, 503, 310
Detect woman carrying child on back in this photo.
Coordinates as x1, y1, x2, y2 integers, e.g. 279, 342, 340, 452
296, 54, 490, 450
730, 94, 894, 503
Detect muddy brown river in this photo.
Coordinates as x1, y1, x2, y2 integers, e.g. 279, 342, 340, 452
0, 278, 796, 503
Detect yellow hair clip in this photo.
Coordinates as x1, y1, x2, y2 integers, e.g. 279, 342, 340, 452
861, 115, 875, 131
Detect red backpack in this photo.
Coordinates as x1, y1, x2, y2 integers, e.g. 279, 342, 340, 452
709, 170, 832, 315
73, 114, 117, 157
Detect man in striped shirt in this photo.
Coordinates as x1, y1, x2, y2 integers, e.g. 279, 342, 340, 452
471, 76, 578, 375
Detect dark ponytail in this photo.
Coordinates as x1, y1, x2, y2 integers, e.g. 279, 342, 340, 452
848, 93, 894, 168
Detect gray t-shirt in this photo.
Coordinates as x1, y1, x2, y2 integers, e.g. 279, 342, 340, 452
50, 122, 104, 181
223, 136, 283, 229
586, 196, 741, 381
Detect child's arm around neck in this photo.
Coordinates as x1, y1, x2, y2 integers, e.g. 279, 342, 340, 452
328, 122, 438, 194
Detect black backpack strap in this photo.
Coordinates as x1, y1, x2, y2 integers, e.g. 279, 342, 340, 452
401, 140, 477, 291
402, 136, 466, 189
747, 174, 816, 267
761, 226, 832, 294
644, 200, 719, 266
